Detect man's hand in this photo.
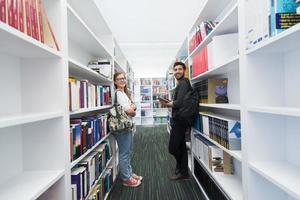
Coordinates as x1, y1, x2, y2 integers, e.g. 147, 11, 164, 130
159, 99, 173, 108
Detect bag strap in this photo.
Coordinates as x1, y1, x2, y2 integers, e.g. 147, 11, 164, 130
114, 91, 121, 118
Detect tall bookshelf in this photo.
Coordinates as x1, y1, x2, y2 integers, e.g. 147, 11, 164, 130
167, 0, 300, 199
152, 78, 168, 125
0, 0, 133, 199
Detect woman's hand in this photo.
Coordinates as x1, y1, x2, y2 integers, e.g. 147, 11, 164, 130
126, 107, 136, 117
130, 103, 137, 111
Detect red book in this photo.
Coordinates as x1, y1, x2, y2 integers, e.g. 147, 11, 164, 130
8, 0, 13, 27
37, 0, 43, 42
30, 0, 36, 39
41, 1, 59, 50
24, 0, 31, 36
12, 0, 18, 29
18, 0, 24, 32
32, 0, 39, 40
0, 0, 6, 23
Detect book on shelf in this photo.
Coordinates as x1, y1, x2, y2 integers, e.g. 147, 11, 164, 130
194, 78, 228, 104
0, 0, 7, 23
69, 77, 111, 112
196, 112, 241, 151
3, 0, 59, 49
270, 0, 300, 36
140, 78, 152, 86
193, 134, 234, 174
71, 184, 77, 200
191, 46, 208, 78
88, 59, 112, 79
189, 21, 218, 53
71, 166, 87, 200
70, 114, 108, 162
71, 141, 112, 200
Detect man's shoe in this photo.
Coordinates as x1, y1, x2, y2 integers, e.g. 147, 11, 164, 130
169, 173, 190, 181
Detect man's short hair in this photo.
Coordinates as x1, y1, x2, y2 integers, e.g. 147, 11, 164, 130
173, 61, 186, 70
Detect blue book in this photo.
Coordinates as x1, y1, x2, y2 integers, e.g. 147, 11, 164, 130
71, 167, 86, 200
270, 0, 300, 36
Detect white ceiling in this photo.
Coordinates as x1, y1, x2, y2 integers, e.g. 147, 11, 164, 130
96, 0, 204, 78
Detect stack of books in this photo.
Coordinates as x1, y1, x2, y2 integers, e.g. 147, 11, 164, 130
0, 0, 59, 50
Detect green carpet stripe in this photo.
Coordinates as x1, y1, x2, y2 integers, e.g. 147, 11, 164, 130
109, 125, 206, 200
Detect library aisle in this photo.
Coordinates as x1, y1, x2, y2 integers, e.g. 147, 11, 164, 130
109, 125, 205, 200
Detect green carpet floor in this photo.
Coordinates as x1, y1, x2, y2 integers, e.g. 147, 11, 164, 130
108, 125, 206, 200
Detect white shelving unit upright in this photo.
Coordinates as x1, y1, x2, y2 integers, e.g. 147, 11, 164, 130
0, 0, 133, 199
0, 0, 68, 199
167, 0, 300, 199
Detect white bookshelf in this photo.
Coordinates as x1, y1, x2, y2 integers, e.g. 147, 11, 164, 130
199, 103, 241, 111
67, 4, 112, 59
247, 106, 300, 117
66, 1, 133, 200
189, 3, 239, 58
194, 155, 243, 200
0, 22, 62, 58
0, 170, 65, 200
69, 105, 113, 116
193, 128, 242, 162
167, 0, 244, 199
0, 0, 68, 199
68, 58, 113, 84
0, 112, 64, 129
0, 1, 132, 199
249, 161, 300, 200
246, 23, 300, 55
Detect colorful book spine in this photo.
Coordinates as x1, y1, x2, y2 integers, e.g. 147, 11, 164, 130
0, 0, 7, 23
24, 0, 31, 36
270, 0, 300, 36
18, 0, 24, 32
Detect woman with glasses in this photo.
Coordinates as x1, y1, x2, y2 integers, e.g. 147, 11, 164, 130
112, 72, 143, 187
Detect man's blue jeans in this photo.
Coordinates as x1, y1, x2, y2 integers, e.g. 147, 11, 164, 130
113, 131, 133, 181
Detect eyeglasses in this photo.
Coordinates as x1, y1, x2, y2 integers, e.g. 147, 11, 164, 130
116, 77, 126, 81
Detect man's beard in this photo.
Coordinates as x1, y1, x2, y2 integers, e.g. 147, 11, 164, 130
175, 73, 184, 80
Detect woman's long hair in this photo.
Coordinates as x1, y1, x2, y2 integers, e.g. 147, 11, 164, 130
113, 72, 132, 101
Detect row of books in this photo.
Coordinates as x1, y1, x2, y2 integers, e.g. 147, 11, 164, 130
167, 76, 176, 91
152, 78, 167, 86
152, 86, 167, 95
246, 0, 300, 50
86, 168, 114, 200
193, 78, 228, 104
193, 112, 241, 150
0, 0, 59, 50
70, 114, 108, 162
139, 78, 151, 86
141, 95, 151, 101
71, 141, 112, 200
194, 158, 229, 200
141, 102, 151, 109
191, 33, 238, 78
192, 133, 234, 174
69, 77, 111, 111
189, 21, 218, 53
88, 59, 112, 79
140, 86, 151, 94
